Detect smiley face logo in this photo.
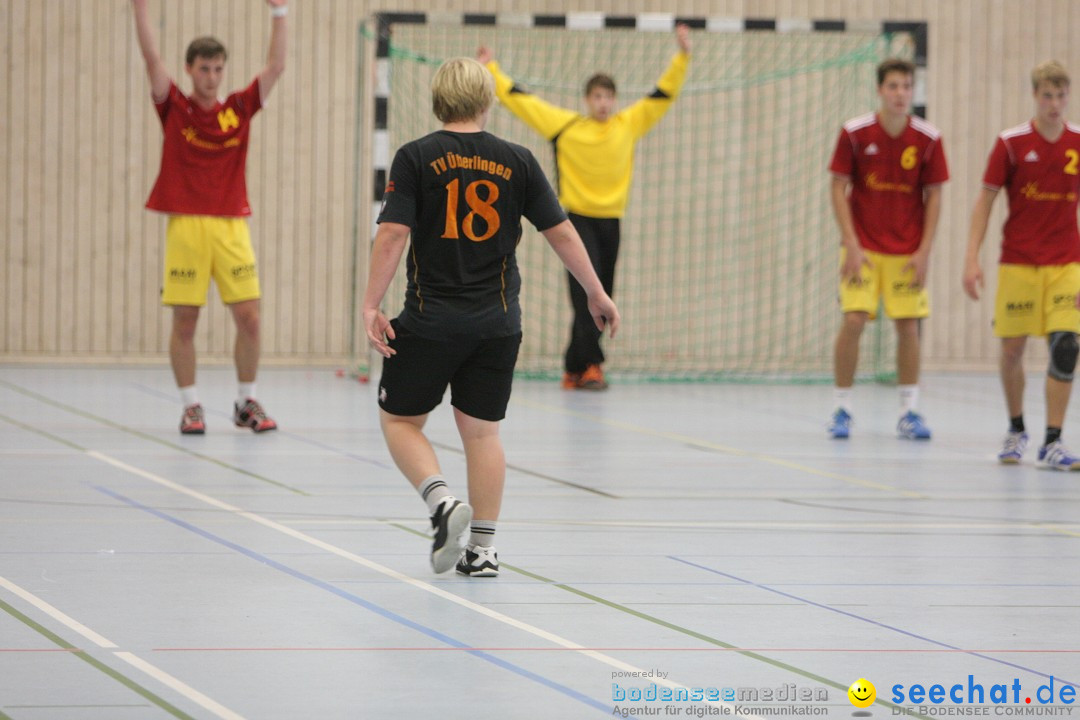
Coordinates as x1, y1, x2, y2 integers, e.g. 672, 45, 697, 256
848, 678, 876, 708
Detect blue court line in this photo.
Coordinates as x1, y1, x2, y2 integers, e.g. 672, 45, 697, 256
671, 557, 1079, 689
90, 484, 611, 715
127, 382, 392, 470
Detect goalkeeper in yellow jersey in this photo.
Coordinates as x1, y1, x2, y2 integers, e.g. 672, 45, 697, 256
478, 25, 690, 390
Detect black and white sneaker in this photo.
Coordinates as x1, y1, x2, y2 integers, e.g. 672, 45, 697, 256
456, 545, 499, 577
429, 498, 472, 573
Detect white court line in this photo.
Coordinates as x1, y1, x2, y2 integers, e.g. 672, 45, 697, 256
86, 450, 693, 692
114, 652, 247, 720
0, 574, 117, 648
0, 574, 246, 720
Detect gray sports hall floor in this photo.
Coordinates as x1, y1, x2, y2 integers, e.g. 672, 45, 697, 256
1, 365, 1077, 720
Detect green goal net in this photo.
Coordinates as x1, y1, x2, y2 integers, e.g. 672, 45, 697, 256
371, 23, 900, 382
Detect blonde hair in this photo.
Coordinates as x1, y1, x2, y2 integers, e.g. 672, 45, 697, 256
431, 57, 494, 123
1032, 60, 1070, 90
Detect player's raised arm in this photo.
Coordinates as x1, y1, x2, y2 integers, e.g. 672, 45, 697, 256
258, 0, 288, 102
131, 0, 170, 101
623, 24, 691, 138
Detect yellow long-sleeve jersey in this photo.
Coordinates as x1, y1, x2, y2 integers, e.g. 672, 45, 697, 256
486, 52, 689, 219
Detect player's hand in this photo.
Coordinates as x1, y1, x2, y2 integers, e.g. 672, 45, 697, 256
675, 23, 691, 53
588, 292, 620, 338
903, 249, 930, 288
962, 258, 984, 300
363, 307, 397, 358
476, 46, 493, 64
841, 245, 871, 282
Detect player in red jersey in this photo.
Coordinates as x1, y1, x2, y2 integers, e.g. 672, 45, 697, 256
964, 61, 1080, 470
827, 59, 949, 440
132, 0, 286, 434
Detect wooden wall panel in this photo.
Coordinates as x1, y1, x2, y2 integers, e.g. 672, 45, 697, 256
0, 0, 1077, 372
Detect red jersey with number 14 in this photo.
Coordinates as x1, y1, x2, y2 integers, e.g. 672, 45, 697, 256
146, 79, 262, 217
982, 121, 1080, 266
829, 113, 949, 255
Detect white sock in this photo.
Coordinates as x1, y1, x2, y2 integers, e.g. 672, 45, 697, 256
833, 387, 853, 414
469, 520, 496, 548
179, 385, 199, 408
418, 475, 452, 515
899, 385, 919, 415
238, 382, 256, 404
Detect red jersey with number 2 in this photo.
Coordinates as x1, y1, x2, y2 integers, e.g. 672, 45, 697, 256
982, 121, 1080, 266
146, 79, 262, 217
829, 113, 949, 255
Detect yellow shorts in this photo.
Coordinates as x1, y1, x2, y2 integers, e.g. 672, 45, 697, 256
162, 215, 260, 306
993, 263, 1080, 337
839, 249, 929, 320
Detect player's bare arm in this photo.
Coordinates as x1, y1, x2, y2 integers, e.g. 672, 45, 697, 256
362, 222, 411, 358
131, 0, 170, 101
258, 0, 288, 102
830, 175, 871, 280
675, 23, 691, 54
476, 46, 493, 65
963, 187, 999, 301
541, 220, 620, 337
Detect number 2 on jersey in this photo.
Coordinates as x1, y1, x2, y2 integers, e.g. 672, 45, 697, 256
442, 178, 501, 242
1065, 149, 1079, 176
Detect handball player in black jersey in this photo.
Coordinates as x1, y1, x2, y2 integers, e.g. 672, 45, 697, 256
362, 57, 619, 577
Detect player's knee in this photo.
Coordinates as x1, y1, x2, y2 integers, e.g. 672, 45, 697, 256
1048, 332, 1079, 381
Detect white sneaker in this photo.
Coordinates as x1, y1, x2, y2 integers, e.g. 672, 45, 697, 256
456, 545, 499, 577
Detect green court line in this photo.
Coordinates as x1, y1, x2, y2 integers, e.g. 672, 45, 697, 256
0, 597, 195, 720
0, 412, 89, 452
430, 440, 620, 498
0, 379, 308, 496
388, 521, 910, 715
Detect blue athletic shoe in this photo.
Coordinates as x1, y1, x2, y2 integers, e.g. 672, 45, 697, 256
897, 411, 931, 440
828, 408, 852, 439
998, 431, 1028, 464
1037, 440, 1080, 471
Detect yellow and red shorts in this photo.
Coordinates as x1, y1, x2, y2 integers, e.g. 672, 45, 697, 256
162, 215, 260, 306
839, 249, 929, 320
993, 263, 1080, 337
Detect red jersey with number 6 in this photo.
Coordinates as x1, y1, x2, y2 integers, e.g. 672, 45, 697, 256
982, 121, 1080, 266
829, 113, 949, 255
146, 79, 262, 217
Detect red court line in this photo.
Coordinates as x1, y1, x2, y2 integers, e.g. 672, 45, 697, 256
149, 647, 1080, 653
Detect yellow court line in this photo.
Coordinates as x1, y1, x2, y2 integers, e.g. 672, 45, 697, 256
512, 397, 928, 499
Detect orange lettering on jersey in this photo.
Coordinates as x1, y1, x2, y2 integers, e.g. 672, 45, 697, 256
217, 108, 240, 132
865, 172, 913, 194
1021, 182, 1067, 202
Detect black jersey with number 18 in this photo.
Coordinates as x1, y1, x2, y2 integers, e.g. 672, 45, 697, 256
377, 130, 567, 341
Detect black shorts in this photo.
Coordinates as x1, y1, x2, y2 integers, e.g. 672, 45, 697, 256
378, 320, 522, 421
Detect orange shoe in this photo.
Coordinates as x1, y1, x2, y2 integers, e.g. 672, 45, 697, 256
179, 404, 206, 435
579, 364, 608, 391
561, 372, 582, 389
233, 398, 278, 433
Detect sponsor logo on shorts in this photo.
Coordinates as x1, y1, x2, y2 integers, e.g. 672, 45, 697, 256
892, 280, 921, 296
379, 386, 387, 403
1005, 300, 1035, 315
169, 267, 198, 284
231, 263, 257, 280
1052, 293, 1076, 308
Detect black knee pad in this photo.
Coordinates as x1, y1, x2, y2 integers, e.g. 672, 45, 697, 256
1048, 332, 1079, 381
